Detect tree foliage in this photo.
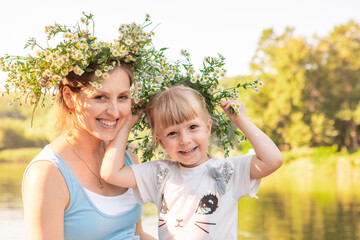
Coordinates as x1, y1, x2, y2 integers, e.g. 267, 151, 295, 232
242, 20, 360, 151
0, 94, 54, 150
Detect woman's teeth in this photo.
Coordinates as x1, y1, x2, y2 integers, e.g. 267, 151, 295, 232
99, 119, 116, 126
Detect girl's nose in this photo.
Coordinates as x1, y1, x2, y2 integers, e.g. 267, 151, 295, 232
179, 132, 191, 145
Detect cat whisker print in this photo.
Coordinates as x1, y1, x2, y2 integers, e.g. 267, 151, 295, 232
194, 221, 216, 234
158, 218, 167, 228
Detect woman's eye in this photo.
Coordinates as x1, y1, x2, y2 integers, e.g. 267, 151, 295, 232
118, 95, 129, 100
94, 95, 105, 100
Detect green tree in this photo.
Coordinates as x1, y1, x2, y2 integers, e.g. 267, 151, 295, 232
313, 21, 360, 151
0, 94, 53, 149
249, 27, 312, 148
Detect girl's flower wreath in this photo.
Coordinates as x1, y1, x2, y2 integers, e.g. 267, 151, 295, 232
0, 12, 263, 162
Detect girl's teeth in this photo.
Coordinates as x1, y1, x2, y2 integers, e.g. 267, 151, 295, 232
182, 148, 195, 153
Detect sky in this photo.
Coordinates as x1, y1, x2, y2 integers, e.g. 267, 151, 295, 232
0, 0, 359, 87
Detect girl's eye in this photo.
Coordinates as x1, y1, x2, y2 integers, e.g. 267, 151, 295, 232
167, 132, 177, 137
190, 125, 198, 130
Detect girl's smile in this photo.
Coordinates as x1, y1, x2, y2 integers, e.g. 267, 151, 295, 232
156, 117, 212, 168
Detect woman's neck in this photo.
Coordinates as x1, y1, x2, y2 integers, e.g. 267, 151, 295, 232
65, 128, 104, 160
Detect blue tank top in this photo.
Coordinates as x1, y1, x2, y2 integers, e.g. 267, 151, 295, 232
24, 146, 142, 240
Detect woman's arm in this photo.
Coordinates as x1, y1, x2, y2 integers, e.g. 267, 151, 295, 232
22, 161, 69, 240
220, 100, 283, 179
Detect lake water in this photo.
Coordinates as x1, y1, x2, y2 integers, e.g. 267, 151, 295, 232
0, 161, 359, 239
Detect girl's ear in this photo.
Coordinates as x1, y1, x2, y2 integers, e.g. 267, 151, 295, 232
155, 134, 166, 149
206, 119, 212, 135
62, 85, 76, 110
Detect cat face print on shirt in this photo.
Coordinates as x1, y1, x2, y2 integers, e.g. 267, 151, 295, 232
159, 193, 218, 234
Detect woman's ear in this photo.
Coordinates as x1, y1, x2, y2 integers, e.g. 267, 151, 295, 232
62, 85, 76, 110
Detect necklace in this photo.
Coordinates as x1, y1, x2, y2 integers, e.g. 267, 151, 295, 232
64, 135, 104, 189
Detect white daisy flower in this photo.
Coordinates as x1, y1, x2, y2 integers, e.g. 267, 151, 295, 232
125, 39, 132, 45
53, 75, 61, 81
57, 57, 66, 66
103, 72, 110, 79
188, 67, 195, 74
136, 82, 143, 88
81, 44, 88, 51
95, 70, 102, 77
195, 73, 201, 80
91, 42, 99, 50
36, 51, 42, 57
112, 49, 120, 57
61, 69, 69, 76
74, 51, 84, 60
74, 65, 84, 75
43, 69, 52, 76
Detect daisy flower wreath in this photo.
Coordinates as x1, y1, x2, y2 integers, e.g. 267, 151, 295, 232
0, 13, 263, 162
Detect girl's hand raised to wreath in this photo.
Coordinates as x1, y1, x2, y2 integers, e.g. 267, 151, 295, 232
220, 100, 247, 124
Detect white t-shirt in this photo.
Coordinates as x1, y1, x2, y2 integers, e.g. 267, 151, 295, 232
131, 154, 261, 240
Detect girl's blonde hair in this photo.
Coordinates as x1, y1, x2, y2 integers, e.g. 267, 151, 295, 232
146, 85, 211, 134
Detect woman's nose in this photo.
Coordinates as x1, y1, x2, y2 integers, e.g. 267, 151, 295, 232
106, 99, 118, 117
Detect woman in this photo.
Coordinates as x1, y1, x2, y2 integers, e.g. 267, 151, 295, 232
0, 13, 159, 240
22, 62, 155, 239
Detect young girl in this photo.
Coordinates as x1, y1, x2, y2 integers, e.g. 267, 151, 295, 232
101, 85, 283, 239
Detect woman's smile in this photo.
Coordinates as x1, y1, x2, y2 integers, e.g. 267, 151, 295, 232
97, 119, 118, 129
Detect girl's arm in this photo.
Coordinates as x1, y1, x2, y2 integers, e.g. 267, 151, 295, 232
220, 100, 283, 179
128, 144, 157, 240
100, 115, 138, 188
22, 161, 69, 240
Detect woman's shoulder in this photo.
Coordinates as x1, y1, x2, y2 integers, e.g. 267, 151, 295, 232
23, 139, 69, 194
